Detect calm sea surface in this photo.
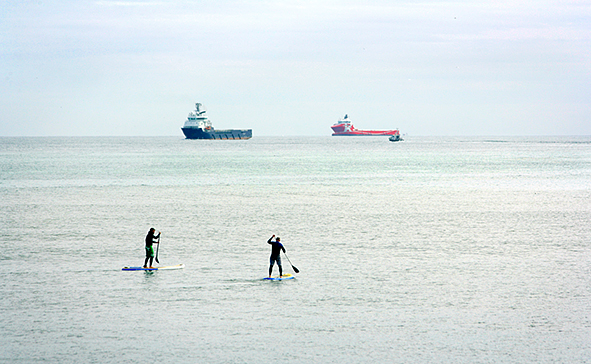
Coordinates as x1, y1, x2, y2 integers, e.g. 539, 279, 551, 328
1, 136, 590, 363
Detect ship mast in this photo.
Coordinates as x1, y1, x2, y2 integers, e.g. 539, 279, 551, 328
195, 103, 206, 116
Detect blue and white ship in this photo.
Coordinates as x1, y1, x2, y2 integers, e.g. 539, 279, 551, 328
181, 103, 252, 140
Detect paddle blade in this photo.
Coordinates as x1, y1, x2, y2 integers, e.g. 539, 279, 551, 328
292, 265, 299, 274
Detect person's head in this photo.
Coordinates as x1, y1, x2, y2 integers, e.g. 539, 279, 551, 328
150, 227, 155, 233
276, 237, 280, 241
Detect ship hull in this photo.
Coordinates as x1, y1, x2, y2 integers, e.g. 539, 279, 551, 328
332, 130, 400, 136
182, 127, 252, 140
331, 121, 400, 136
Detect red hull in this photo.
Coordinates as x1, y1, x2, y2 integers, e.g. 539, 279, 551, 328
331, 120, 399, 136
332, 129, 400, 136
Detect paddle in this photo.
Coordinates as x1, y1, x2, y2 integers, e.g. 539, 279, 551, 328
155, 233, 160, 264
284, 252, 299, 273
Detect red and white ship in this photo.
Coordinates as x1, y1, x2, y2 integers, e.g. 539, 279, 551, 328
331, 114, 400, 139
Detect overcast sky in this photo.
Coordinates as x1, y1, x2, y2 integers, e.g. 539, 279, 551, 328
1, 0, 590, 136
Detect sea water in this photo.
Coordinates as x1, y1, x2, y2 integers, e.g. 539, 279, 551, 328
1, 136, 590, 363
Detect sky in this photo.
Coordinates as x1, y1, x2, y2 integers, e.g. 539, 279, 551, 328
1, 0, 590, 136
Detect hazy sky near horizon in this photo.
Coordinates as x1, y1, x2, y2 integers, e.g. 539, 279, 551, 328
1, 0, 590, 136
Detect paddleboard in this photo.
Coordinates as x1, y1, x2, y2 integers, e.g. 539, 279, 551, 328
263, 274, 295, 281
122, 264, 185, 271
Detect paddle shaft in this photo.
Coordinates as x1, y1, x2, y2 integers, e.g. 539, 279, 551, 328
155, 234, 160, 264
283, 252, 299, 274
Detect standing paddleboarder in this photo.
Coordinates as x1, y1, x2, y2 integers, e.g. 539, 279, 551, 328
267, 234, 286, 278
144, 228, 161, 268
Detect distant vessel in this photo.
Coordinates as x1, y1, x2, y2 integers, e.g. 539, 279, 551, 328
331, 114, 400, 137
181, 103, 252, 140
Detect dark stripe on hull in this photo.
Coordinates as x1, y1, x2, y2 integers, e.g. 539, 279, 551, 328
182, 128, 252, 140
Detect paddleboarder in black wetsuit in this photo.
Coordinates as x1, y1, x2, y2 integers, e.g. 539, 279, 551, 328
267, 234, 286, 278
144, 228, 160, 268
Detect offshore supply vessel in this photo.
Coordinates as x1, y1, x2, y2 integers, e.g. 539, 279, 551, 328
331, 114, 400, 140
181, 103, 252, 140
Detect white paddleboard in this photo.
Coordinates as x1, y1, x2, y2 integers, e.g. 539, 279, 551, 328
122, 264, 185, 271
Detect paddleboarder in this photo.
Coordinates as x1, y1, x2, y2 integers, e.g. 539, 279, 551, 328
267, 234, 286, 278
144, 228, 161, 268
